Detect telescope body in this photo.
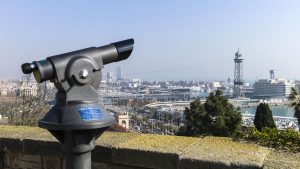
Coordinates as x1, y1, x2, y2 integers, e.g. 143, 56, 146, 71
21, 39, 134, 169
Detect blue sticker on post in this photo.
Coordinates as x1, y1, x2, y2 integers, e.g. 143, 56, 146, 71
78, 107, 103, 121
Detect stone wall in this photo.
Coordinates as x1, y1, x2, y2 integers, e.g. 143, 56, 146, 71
0, 126, 299, 169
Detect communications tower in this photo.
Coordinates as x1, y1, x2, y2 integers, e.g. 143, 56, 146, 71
233, 50, 244, 98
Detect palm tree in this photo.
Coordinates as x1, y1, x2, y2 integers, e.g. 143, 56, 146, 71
288, 87, 300, 131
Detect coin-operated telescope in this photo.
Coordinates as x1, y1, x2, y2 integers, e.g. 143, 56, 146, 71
21, 39, 134, 169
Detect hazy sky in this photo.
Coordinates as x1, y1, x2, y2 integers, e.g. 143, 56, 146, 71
0, 0, 299, 81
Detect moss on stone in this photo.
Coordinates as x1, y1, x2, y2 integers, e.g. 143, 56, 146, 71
110, 134, 199, 169
96, 131, 140, 147
179, 136, 270, 168
1, 125, 299, 169
117, 134, 199, 153
0, 125, 49, 140
263, 150, 300, 169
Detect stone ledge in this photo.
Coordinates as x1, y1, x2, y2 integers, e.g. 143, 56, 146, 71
0, 125, 298, 169
178, 137, 268, 169
262, 150, 300, 169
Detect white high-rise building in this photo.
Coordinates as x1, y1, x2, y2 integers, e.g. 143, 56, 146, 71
211, 81, 221, 88
253, 79, 295, 98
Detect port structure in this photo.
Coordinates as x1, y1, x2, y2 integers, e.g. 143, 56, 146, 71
233, 50, 244, 98
269, 69, 275, 79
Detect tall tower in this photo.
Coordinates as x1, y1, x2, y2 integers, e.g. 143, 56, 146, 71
269, 70, 275, 79
233, 50, 244, 98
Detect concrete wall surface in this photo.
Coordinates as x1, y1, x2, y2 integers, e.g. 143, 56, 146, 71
0, 125, 299, 169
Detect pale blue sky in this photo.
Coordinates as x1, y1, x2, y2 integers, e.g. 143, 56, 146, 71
0, 1, 299, 81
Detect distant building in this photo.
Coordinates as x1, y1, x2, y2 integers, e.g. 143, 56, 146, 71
253, 79, 295, 98
116, 67, 122, 80
15, 81, 39, 97
242, 86, 254, 98
295, 82, 300, 92
106, 108, 130, 131
19, 88, 37, 97
0, 90, 7, 96
107, 72, 114, 82
171, 88, 191, 101
115, 112, 130, 130
211, 81, 221, 88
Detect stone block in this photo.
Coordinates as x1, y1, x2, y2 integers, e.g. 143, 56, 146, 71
23, 139, 61, 155
15, 154, 42, 169
108, 163, 147, 169
0, 138, 23, 154
42, 155, 63, 169
18, 154, 42, 163
0, 151, 3, 169
92, 146, 113, 163
113, 148, 177, 169
3, 151, 18, 169
112, 134, 198, 169
178, 137, 269, 169
1, 126, 298, 169
92, 162, 108, 169
15, 160, 42, 169
93, 131, 140, 163
263, 150, 300, 169
96, 131, 140, 148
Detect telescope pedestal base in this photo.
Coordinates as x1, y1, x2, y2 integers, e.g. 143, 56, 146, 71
44, 126, 109, 169
64, 151, 91, 169
41, 119, 111, 169
58, 130, 100, 169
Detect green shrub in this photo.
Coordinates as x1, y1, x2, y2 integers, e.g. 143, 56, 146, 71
254, 103, 276, 131
237, 127, 300, 151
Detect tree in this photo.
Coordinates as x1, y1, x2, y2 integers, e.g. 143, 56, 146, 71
254, 103, 276, 131
183, 99, 209, 136
153, 111, 159, 119
164, 112, 173, 122
7, 96, 50, 126
176, 126, 187, 136
173, 111, 181, 126
204, 90, 242, 137
288, 87, 300, 131
181, 90, 242, 137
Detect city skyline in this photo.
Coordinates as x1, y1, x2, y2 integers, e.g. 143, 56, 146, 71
0, 1, 300, 81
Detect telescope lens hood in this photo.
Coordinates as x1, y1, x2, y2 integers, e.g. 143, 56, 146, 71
112, 39, 134, 61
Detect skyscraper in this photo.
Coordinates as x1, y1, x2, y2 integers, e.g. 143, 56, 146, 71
107, 72, 113, 82
116, 67, 122, 80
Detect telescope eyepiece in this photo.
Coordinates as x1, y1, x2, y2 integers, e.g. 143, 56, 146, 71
21, 63, 37, 74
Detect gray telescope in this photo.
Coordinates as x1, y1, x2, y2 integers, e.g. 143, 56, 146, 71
21, 39, 134, 169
